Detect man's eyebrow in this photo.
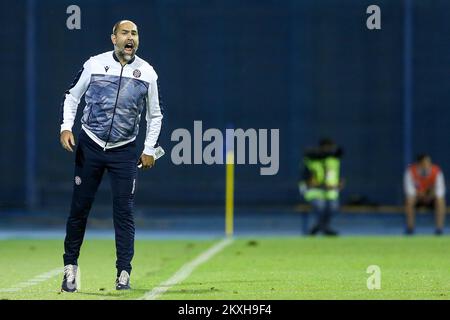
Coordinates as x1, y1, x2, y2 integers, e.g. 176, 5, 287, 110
120, 29, 138, 33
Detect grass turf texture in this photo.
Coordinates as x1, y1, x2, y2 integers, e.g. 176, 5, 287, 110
0, 236, 450, 300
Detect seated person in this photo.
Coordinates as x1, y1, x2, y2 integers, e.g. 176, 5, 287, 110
404, 154, 446, 235
299, 139, 343, 236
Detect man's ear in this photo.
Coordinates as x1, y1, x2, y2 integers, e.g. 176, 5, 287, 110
111, 34, 116, 45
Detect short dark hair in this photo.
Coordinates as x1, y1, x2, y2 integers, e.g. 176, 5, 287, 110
416, 153, 431, 163
112, 21, 122, 35
319, 138, 335, 147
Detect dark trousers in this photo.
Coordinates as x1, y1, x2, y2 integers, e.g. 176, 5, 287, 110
63, 129, 138, 276
311, 199, 339, 231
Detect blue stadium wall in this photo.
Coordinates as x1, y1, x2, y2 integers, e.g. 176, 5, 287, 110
1, 0, 450, 209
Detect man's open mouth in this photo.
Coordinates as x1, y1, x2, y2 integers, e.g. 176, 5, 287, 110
124, 43, 134, 52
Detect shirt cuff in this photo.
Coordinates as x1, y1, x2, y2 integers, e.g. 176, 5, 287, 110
143, 145, 155, 156
60, 124, 73, 133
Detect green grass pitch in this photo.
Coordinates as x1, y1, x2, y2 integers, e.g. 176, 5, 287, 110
1, 236, 450, 300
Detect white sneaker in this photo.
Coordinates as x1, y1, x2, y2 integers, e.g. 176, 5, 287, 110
116, 270, 131, 290
61, 264, 78, 292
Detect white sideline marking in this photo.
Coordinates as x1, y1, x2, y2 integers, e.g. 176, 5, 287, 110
140, 238, 233, 300
0, 268, 62, 293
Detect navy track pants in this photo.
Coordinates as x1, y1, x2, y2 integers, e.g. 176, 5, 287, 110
63, 129, 138, 276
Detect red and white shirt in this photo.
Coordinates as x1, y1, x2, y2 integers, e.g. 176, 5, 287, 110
404, 164, 445, 198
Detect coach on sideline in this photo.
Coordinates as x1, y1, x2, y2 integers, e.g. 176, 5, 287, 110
59, 20, 163, 292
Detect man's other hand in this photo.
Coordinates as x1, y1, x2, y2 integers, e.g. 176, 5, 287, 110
60, 130, 75, 152
139, 154, 155, 169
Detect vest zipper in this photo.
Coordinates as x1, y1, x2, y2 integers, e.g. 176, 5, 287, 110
103, 64, 125, 151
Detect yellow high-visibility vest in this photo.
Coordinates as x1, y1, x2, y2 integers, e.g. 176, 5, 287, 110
302, 156, 340, 201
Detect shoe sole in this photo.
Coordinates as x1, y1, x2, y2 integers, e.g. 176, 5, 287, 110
60, 289, 77, 293
116, 286, 131, 291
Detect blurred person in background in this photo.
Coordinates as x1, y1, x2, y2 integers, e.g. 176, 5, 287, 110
404, 154, 446, 235
299, 138, 344, 236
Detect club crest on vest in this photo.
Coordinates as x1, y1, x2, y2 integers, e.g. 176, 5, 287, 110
133, 69, 141, 78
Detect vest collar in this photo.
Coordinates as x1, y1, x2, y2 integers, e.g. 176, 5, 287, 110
113, 51, 136, 65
